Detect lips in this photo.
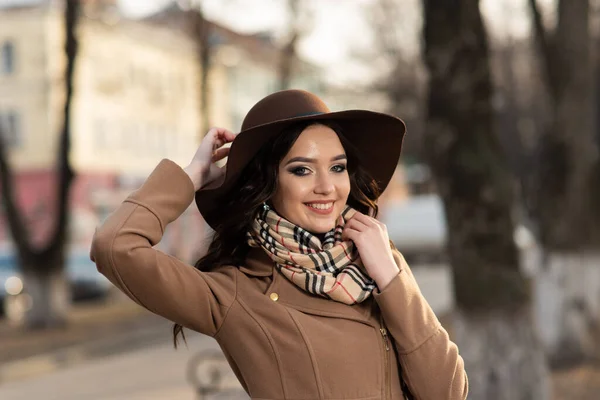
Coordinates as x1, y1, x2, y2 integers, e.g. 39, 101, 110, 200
305, 202, 334, 215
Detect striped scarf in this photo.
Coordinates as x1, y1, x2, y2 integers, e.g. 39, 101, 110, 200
246, 205, 377, 304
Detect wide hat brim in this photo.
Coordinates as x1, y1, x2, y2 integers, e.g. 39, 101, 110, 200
195, 109, 406, 230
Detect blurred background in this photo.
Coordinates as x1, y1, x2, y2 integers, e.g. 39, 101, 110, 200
0, 0, 599, 399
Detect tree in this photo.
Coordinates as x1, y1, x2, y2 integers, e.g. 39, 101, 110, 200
528, 0, 597, 249
188, 2, 214, 136
422, 0, 550, 398
363, 0, 426, 162
0, 0, 80, 328
278, 0, 313, 90
528, 0, 600, 365
278, 0, 299, 90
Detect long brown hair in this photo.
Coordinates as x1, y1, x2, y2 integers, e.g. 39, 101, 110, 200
173, 120, 382, 347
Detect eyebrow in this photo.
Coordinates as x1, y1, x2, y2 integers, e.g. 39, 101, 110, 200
285, 154, 347, 165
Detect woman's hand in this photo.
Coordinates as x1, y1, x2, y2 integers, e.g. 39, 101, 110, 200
184, 127, 237, 191
342, 212, 400, 290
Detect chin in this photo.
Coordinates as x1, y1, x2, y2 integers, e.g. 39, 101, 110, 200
307, 220, 337, 234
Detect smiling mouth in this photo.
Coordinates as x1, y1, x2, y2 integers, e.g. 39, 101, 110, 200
305, 202, 334, 214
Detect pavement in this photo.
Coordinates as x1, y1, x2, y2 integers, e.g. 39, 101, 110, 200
1, 266, 600, 398
0, 265, 455, 383
0, 332, 248, 400
0, 291, 170, 384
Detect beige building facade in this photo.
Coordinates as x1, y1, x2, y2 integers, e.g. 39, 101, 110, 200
0, 6, 58, 170
0, 2, 323, 261
0, 6, 206, 173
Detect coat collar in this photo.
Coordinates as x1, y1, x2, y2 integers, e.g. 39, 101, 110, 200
241, 248, 377, 326
239, 248, 274, 277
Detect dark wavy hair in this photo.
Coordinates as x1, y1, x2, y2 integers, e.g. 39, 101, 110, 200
173, 120, 382, 347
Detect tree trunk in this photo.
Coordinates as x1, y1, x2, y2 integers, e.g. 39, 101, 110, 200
528, 0, 597, 246
454, 310, 550, 400
0, 0, 79, 329
533, 252, 600, 366
422, 0, 550, 397
23, 265, 70, 329
528, 0, 600, 364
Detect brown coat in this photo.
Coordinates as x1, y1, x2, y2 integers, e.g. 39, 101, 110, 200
90, 159, 468, 400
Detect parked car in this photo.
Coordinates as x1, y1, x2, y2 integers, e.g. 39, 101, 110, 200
380, 194, 537, 265
0, 253, 22, 315
380, 195, 448, 264
0, 250, 112, 317
67, 252, 113, 301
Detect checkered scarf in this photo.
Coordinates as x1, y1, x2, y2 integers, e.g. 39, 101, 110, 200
246, 205, 377, 304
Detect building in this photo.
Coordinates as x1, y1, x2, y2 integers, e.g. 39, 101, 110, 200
0, 2, 206, 254
0, 1, 323, 262
144, 2, 324, 131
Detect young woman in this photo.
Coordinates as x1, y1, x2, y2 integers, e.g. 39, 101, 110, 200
91, 89, 468, 399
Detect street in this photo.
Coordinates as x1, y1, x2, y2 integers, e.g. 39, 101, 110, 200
0, 333, 246, 400
0, 265, 452, 400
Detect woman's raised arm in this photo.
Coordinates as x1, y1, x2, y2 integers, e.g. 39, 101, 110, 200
91, 127, 238, 336
90, 159, 236, 336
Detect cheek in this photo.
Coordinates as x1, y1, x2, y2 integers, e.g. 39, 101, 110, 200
273, 175, 309, 207
339, 176, 351, 200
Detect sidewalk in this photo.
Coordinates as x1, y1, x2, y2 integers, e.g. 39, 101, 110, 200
2, 285, 600, 398
0, 292, 171, 383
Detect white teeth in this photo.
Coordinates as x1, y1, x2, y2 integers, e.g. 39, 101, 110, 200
307, 202, 333, 210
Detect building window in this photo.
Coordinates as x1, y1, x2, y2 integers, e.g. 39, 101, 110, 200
0, 111, 22, 148
1, 41, 15, 75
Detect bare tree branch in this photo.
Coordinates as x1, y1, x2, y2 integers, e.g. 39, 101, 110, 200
279, 0, 300, 90
279, 0, 314, 90
370, 0, 405, 57
528, 0, 558, 100
189, 5, 213, 136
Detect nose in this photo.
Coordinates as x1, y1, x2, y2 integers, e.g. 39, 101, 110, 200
314, 172, 335, 195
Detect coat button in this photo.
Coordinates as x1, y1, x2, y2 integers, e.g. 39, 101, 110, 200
269, 292, 279, 302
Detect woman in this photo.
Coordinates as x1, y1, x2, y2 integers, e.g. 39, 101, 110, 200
91, 90, 467, 399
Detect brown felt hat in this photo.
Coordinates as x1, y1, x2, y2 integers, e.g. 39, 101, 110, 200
195, 89, 406, 229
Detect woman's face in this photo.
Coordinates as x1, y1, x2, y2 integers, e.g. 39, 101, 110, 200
271, 124, 351, 234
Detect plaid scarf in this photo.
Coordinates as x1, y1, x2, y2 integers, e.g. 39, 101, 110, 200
246, 205, 377, 304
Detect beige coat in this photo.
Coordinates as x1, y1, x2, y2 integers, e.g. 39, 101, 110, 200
90, 159, 468, 399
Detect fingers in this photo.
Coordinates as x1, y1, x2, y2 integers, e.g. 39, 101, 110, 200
350, 211, 384, 227
198, 127, 236, 161
345, 217, 368, 232
207, 127, 235, 139
212, 146, 230, 162
341, 226, 359, 242
208, 127, 237, 148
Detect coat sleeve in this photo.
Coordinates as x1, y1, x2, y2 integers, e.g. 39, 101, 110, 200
90, 159, 236, 337
373, 250, 468, 399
